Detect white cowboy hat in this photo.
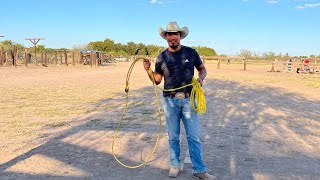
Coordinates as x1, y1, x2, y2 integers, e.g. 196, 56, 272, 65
159, 21, 189, 40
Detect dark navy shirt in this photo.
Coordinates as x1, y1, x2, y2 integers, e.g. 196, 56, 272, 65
154, 46, 203, 97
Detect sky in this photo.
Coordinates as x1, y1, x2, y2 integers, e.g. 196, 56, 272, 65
1, 0, 319, 56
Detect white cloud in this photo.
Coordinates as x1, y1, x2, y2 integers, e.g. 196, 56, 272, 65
296, 2, 320, 8
266, 0, 279, 4
150, 0, 163, 5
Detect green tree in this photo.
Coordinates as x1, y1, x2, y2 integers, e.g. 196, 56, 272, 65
262, 51, 276, 60
146, 44, 164, 56
0, 40, 25, 51
309, 54, 316, 58
0, 40, 13, 50
88, 41, 105, 51
15, 43, 25, 51
45, 48, 56, 53
103, 38, 115, 52
192, 46, 217, 56
0, 40, 13, 46
284, 53, 290, 59
36, 45, 46, 52
125, 42, 137, 55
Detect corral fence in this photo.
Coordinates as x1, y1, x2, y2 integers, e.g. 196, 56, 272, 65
1, 46, 319, 74
201, 56, 320, 74
0, 46, 130, 68
202, 56, 247, 70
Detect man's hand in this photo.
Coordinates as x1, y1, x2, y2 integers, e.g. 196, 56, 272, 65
143, 59, 163, 85
143, 59, 151, 71
197, 78, 203, 86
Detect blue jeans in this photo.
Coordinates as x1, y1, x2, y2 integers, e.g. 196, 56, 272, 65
163, 97, 206, 173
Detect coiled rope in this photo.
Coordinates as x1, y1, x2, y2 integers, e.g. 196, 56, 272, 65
112, 57, 206, 168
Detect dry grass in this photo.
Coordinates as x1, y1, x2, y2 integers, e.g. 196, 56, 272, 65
205, 61, 320, 98
0, 66, 124, 142
1, 62, 318, 142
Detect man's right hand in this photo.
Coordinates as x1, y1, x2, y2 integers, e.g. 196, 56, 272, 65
143, 59, 151, 71
143, 58, 163, 85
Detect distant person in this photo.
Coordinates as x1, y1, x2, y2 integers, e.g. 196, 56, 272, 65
143, 21, 214, 180
287, 59, 292, 72
304, 59, 310, 72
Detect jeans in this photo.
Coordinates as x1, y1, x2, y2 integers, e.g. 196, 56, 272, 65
163, 97, 206, 173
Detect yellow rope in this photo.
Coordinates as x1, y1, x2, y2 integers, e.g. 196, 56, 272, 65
112, 57, 206, 168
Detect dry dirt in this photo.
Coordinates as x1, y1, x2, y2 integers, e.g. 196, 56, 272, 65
0, 62, 319, 180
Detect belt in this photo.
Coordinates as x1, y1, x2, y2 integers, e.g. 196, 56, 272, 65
169, 92, 190, 99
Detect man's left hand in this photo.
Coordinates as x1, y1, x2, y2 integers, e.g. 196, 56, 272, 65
197, 78, 203, 86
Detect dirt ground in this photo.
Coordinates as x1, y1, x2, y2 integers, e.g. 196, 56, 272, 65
0, 61, 319, 180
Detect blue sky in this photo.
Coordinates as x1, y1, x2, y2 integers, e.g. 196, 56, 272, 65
1, 0, 319, 56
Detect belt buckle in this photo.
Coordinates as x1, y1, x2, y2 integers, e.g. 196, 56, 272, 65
175, 92, 185, 99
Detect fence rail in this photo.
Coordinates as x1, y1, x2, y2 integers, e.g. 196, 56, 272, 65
1, 47, 319, 74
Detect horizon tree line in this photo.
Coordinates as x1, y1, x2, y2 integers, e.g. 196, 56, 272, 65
1, 39, 319, 60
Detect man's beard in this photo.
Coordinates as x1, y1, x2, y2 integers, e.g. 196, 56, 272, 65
168, 41, 179, 49
169, 44, 178, 49
167, 39, 180, 50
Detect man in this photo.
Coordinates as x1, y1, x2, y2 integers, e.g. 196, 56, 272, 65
143, 22, 214, 179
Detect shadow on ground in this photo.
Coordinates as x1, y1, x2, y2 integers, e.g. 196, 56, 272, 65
1, 78, 319, 179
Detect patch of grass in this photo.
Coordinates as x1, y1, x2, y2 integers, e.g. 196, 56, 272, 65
90, 118, 102, 126
304, 77, 320, 88
45, 121, 68, 128
141, 136, 152, 142
311, 130, 320, 136
141, 109, 155, 115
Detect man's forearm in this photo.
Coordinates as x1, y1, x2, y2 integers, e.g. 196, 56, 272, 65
198, 68, 207, 81
147, 70, 162, 85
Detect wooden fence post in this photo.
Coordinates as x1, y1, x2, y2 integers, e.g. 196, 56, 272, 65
80, 52, 83, 65
95, 52, 99, 67
44, 51, 47, 66
217, 58, 221, 69
54, 51, 57, 65
64, 50, 68, 66
24, 49, 28, 67
15, 46, 18, 64
11, 45, 17, 67
101, 53, 105, 64
0, 47, 4, 66
60, 53, 62, 65
34, 46, 38, 66
90, 52, 93, 67
41, 52, 44, 66
5, 51, 8, 65
270, 61, 275, 72
243, 58, 247, 71
72, 51, 75, 66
